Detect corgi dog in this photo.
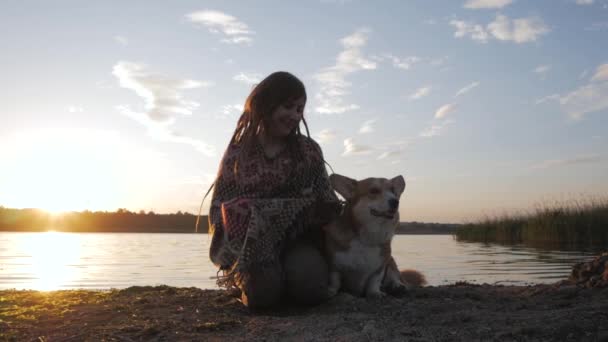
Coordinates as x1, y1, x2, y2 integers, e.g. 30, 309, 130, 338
324, 174, 425, 299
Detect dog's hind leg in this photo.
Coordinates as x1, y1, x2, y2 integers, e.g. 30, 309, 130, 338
364, 267, 386, 299
382, 257, 409, 296
327, 270, 341, 297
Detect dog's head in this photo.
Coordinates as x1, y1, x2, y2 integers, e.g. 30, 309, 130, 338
329, 174, 406, 225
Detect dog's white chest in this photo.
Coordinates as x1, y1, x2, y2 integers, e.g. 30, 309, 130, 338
334, 240, 382, 273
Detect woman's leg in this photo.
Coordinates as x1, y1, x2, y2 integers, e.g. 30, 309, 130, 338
283, 241, 330, 305
238, 261, 284, 309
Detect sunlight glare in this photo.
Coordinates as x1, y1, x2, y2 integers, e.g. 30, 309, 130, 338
0, 128, 123, 213
21, 231, 83, 291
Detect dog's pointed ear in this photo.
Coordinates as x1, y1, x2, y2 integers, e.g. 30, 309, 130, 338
329, 174, 357, 201
391, 175, 406, 196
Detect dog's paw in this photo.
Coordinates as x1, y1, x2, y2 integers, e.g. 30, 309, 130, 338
383, 282, 410, 297
326, 286, 339, 298
365, 290, 387, 300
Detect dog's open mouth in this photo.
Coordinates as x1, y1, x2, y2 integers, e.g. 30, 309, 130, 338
370, 208, 396, 219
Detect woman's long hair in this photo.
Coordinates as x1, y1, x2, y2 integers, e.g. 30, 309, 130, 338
230, 71, 310, 151
196, 71, 311, 232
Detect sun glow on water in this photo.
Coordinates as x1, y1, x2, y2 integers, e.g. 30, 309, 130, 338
20, 231, 83, 291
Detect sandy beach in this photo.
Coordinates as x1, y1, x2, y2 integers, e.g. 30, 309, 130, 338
1, 279, 607, 341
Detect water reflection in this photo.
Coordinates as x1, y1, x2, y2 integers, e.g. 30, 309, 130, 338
0, 232, 601, 290
6, 231, 82, 290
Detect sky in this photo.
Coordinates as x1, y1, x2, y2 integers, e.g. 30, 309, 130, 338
0, 0, 607, 223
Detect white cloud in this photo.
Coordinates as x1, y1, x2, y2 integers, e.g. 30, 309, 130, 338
532, 154, 601, 169
233, 72, 262, 85
591, 63, 608, 82
409, 86, 432, 100
316, 129, 337, 144
113, 61, 211, 122
535, 93, 560, 105
186, 10, 254, 45
114, 35, 128, 46
454, 81, 480, 97
419, 120, 453, 138
377, 150, 403, 160
585, 22, 608, 31
221, 104, 243, 117
67, 105, 84, 113
488, 15, 549, 43
382, 54, 421, 70
435, 103, 456, 119
112, 61, 215, 156
314, 28, 376, 114
450, 20, 490, 43
430, 56, 449, 68
559, 81, 608, 119
575, 0, 594, 5
451, 15, 550, 44
342, 138, 373, 156
464, 0, 513, 9
359, 119, 377, 134
534, 65, 551, 74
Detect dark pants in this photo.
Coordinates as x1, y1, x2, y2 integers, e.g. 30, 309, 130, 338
239, 241, 330, 309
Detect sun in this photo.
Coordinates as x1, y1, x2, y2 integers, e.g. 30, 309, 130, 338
0, 128, 123, 213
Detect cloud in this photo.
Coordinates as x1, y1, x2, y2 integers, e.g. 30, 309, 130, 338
316, 129, 337, 144
533, 65, 551, 80
454, 81, 480, 97
221, 104, 243, 117
377, 150, 403, 160
380, 54, 421, 70
535, 93, 560, 105
591, 63, 608, 82
409, 86, 432, 100
233, 72, 262, 85
430, 56, 449, 68
450, 20, 490, 43
342, 138, 373, 156
534, 65, 551, 74
464, 0, 513, 9
585, 22, 608, 31
488, 15, 549, 43
313, 28, 376, 114
112, 61, 215, 156
359, 119, 377, 134
114, 35, 128, 46
558, 81, 608, 119
419, 120, 453, 138
451, 15, 550, 44
113, 61, 211, 122
575, 0, 594, 5
531, 154, 602, 169
67, 105, 84, 113
435, 103, 456, 119
186, 10, 254, 45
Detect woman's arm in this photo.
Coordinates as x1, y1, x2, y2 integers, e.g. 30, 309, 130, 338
208, 145, 239, 268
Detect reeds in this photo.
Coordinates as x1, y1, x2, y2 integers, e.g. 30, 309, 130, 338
454, 197, 608, 249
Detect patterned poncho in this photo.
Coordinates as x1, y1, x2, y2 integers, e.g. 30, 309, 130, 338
208, 136, 339, 288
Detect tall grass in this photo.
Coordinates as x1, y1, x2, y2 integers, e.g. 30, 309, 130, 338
455, 197, 608, 249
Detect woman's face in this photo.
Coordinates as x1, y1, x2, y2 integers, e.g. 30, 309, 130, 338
266, 96, 306, 139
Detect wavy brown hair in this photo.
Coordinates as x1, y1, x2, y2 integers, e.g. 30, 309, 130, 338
230, 71, 310, 148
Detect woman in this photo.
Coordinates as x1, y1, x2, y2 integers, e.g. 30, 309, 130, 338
207, 71, 340, 309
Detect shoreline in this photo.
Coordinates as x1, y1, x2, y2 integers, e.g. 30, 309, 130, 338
2, 281, 607, 341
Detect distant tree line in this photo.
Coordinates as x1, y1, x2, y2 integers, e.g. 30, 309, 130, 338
0, 207, 209, 233
0, 206, 460, 234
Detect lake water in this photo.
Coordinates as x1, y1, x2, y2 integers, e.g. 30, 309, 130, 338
0, 232, 602, 291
